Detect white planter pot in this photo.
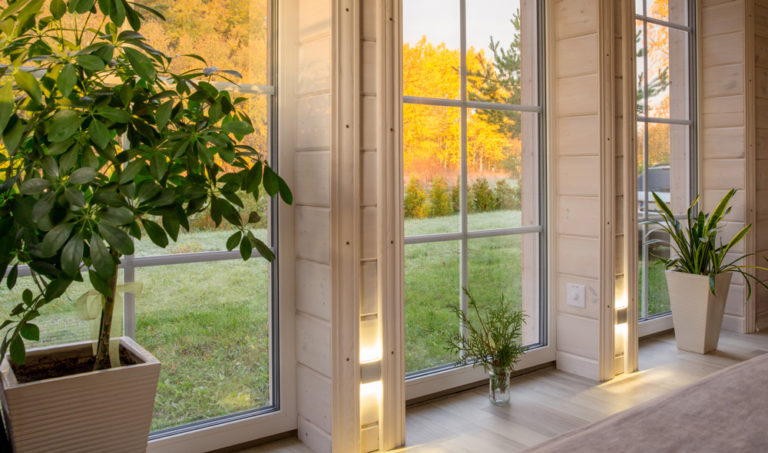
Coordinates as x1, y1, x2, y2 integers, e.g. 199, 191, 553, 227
666, 271, 732, 354
0, 337, 160, 453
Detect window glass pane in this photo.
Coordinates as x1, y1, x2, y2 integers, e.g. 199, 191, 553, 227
646, 0, 688, 26
645, 25, 688, 120
640, 123, 689, 216
135, 259, 270, 431
467, 111, 538, 231
466, 0, 537, 107
403, 0, 461, 99
141, 0, 270, 84
639, 227, 672, 319
403, 104, 461, 235
636, 0, 645, 16
637, 122, 647, 216
467, 234, 539, 345
636, 20, 646, 117
405, 242, 460, 373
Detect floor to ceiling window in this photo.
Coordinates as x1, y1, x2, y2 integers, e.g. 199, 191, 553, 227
402, 0, 545, 379
635, 0, 697, 321
0, 0, 280, 437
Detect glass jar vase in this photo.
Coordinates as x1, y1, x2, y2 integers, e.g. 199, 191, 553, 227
489, 366, 511, 406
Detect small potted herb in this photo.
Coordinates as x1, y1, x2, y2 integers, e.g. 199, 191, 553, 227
447, 288, 526, 406
646, 189, 768, 353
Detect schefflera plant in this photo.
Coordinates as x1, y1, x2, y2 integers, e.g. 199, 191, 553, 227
0, 0, 291, 370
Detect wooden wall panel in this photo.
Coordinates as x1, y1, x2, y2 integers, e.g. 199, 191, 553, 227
701, 0, 751, 333
294, 0, 334, 450
551, 0, 611, 380
755, 0, 768, 329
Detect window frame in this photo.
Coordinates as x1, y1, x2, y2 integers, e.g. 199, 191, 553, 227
401, 0, 550, 398
635, 0, 698, 327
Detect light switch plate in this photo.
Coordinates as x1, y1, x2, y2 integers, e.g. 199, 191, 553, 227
566, 283, 586, 308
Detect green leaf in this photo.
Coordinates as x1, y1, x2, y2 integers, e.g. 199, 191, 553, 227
97, 0, 111, 15
50, 0, 66, 18
161, 210, 180, 241
102, 207, 134, 225
123, 47, 156, 81
49, 110, 82, 143
0, 82, 13, 133
20, 178, 50, 195
69, 167, 97, 184
141, 219, 168, 248
75, 0, 95, 14
9, 336, 25, 365
119, 160, 145, 184
156, 101, 173, 130
57, 64, 77, 97
41, 223, 74, 257
278, 177, 293, 204
247, 211, 261, 224
5, 264, 18, 290
97, 222, 134, 255
89, 269, 112, 298
14, 70, 42, 105
149, 152, 168, 180
44, 277, 71, 301
239, 235, 252, 260
251, 236, 275, 261
88, 119, 111, 149
109, 0, 125, 26
3, 119, 25, 153
76, 54, 105, 72
61, 235, 84, 276
89, 235, 115, 279
222, 120, 254, 136
20, 324, 39, 342
96, 106, 132, 123
226, 231, 241, 251
263, 166, 279, 197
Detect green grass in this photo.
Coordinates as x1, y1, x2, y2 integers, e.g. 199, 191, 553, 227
0, 211, 671, 430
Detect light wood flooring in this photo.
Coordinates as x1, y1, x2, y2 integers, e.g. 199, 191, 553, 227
248, 330, 768, 453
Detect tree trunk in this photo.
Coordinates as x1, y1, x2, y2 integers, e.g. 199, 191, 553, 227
93, 251, 119, 371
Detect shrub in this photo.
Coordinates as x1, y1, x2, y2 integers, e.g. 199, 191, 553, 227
451, 180, 461, 213
428, 177, 454, 217
495, 179, 521, 210
404, 177, 428, 218
470, 178, 497, 212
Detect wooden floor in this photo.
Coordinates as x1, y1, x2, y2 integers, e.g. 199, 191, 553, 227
250, 330, 768, 453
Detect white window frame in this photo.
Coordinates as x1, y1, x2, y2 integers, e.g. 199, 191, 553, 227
635, 0, 697, 334
401, 0, 552, 400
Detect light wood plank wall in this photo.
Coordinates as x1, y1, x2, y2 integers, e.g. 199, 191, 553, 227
360, 1, 381, 451
700, 0, 753, 333
551, 0, 606, 380
754, 0, 768, 329
293, 0, 334, 450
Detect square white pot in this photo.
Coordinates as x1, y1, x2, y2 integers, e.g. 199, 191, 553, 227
0, 336, 160, 453
666, 271, 732, 354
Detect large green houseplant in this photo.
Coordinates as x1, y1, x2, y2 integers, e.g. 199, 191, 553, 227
646, 189, 767, 353
447, 288, 525, 406
0, 0, 290, 449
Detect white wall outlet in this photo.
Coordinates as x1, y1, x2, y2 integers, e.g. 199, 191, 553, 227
566, 283, 586, 308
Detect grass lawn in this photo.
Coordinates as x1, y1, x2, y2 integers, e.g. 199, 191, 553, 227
0, 211, 672, 429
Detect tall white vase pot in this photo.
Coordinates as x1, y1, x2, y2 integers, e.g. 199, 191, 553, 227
666, 271, 732, 354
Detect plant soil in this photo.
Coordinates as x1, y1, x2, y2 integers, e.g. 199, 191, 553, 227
11, 347, 140, 384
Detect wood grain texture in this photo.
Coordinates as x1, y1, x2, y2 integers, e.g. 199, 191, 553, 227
258, 330, 768, 453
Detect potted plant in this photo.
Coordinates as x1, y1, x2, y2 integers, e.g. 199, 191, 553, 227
446, 288, 526, 406
646, 189, 767, 354
0, 0, 290, 451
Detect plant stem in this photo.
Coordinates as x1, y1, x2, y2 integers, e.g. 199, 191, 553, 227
93, 251, 119, 370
